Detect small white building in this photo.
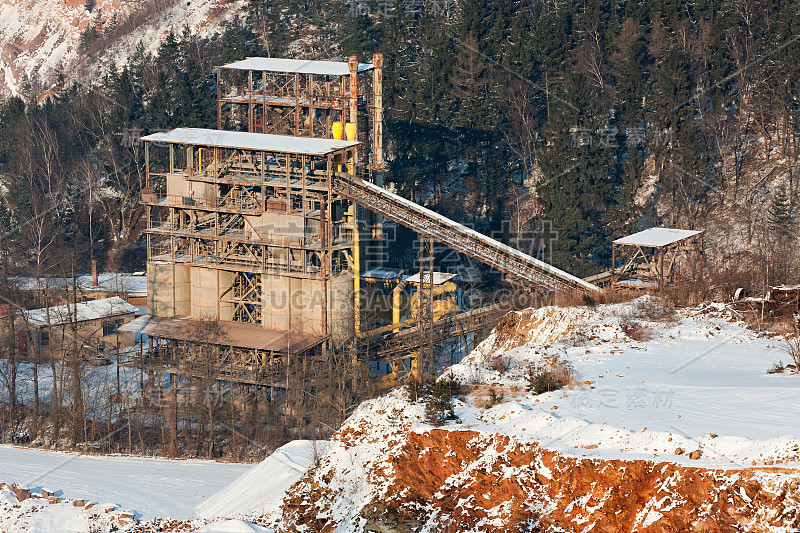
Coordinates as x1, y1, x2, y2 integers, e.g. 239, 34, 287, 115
19, 297, 138, 360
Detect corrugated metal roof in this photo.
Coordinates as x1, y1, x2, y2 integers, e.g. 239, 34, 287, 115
219, 57, 374, 76
613, 228, 703, 247
119, 315, 325, 353
25, 297, 138, 327
140, 128, 359, 156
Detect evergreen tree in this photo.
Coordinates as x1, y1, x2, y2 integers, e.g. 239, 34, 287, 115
769, 188, 794, 236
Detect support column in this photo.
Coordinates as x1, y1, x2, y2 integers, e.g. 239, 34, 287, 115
248, 70, 254, 132
611, 243, 616, 291
417, 236, 434, 382
348, 56, 359, 169
216, 69, 222, 129
372, 53, 384, 173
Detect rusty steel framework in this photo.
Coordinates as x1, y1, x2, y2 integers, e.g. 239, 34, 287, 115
611, 229, 705, 291
142, 140, 358, 285
372, 303, 505, 360
143, 335, 326, 388
216, 54, 385, 175
130, 56, 389, 403
132, 52, 606, 394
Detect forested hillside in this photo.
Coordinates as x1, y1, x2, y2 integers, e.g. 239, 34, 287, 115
0, 0, 798, 284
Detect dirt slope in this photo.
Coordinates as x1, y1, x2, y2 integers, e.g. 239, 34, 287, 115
282, 426, 800, 532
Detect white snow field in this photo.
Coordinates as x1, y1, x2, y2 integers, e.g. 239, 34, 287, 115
194, 519, 273, 532
442, 297, 800, 468
0, 445, 250, 520
196, 440, 325, 520
0, 440, 322, 532
1, 297, 798, 530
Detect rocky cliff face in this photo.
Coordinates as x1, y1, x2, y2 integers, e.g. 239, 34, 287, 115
0, 0, 243, 97
282, 425, 800, 532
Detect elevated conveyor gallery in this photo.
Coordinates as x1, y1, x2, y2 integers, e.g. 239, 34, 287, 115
334, 173, 601, 294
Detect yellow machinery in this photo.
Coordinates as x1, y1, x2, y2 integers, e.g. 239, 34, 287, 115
344, 122, 357, 174
335, 121, 362, 336
332, 121, 357, 174
391, 277, 458, 329
409, 281, 458, 321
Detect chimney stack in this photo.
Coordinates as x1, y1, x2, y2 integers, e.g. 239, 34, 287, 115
91, 260, 98, 287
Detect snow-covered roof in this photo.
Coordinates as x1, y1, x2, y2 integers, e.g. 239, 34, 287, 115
219, 57, 374, 76
12, 273, 147, 297
361, 267, 405, 281
404, 272, 458, 285
613, 227, 703, 248
24, 297, 138, 327
78, 273, 147, 297
140, 128, 359, 156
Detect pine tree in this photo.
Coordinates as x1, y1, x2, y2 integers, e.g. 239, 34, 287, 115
769, 188, 794, 236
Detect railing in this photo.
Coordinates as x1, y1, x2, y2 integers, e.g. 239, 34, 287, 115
141, 192, 262, 214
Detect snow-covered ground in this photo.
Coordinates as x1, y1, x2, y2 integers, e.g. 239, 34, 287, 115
2, 298, 799, 530
438, 297, 800, 468
0, 439, 321, 532
273, 298, 800, 530
197, 440, 325, 521
0, 445, 250, 521
0, 0, 245, 96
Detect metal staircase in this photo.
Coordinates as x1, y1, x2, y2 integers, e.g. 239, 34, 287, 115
334, 174, 601, 293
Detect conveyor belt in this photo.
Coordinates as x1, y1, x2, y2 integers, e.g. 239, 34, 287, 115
334, 174, 601, 293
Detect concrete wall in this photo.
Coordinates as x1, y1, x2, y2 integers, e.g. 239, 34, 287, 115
148, 262, 190, 317
263, 274, 290, 331
191, 266, 218, 320
166, 174, 190, 198
248, 213, 305, 238
149, 264, 354, 340
330, 272, 355, 342
260, 274, 354, 338
190, 266, 235, 321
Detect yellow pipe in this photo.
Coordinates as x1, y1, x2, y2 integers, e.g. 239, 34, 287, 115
418, 281, 457, 299
410, 281, 458, 321
345, 122, 357, 175
343, 211, 360, 336
353, 219, 360, 337
392, 278, 409, 330
332, 122, 344, 172
198, 148, 204, 173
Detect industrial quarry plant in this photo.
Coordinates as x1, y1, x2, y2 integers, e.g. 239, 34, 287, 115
0, 0, 799, 531
123, 54, 603, 409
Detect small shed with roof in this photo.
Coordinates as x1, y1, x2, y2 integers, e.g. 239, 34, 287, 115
611, 228, 704, 291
